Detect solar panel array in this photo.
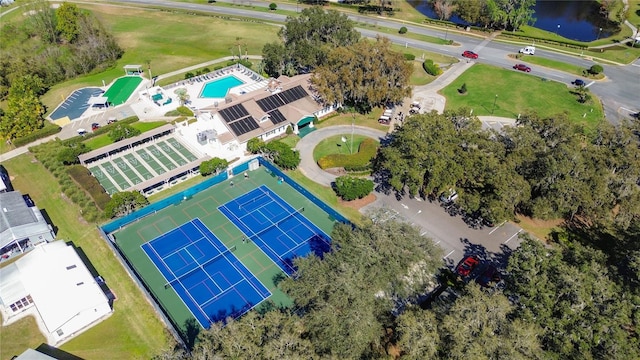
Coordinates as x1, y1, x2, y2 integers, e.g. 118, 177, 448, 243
268, 109, 287, 124
219, 104, 249, 123
256, 85, 308, 112
228, 117, 259, 136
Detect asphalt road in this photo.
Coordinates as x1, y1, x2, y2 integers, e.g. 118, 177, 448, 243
107, 0, 640, 123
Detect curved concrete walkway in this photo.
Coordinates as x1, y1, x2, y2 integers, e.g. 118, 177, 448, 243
295, 126, 387, 187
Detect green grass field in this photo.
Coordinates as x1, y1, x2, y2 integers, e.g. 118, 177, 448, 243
313, 135, 372, 161
515, 55, 604, 79
40, 3, 280, 113
441, 64, 604, 126
103, 76, 143, 106
0, 154, 169, 359
111, 166, 339, 335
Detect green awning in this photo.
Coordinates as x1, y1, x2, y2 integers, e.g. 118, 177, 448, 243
297, 116, 315, 126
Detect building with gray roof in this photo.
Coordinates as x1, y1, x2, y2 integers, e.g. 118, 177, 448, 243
0, 191, 54, 259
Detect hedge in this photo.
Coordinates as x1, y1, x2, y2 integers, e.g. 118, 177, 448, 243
423, 59, 442, 76
404, 53, 416, 61
67, 165, 111, 210
12, 123, 61, 147
333, 175, 374, 201
317, 138, 378, 169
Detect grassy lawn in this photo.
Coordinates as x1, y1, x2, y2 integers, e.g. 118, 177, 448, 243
514, 55, 604, 79
40, 3, 280, 113
313, 135, 372, 161
441, 64, 604, 126
499, 24, 640, 65
0, 313, 46, 360
629, 0, 640, 26
83, 121, 168, 150
286, 169, 364, 225
409, 61, 435, 86
0, 154, 170, 359
358, 21, 452, 45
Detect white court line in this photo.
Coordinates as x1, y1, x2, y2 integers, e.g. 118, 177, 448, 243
504, 229, 523, 244
443, 250, 455, 258
488, 221, 507, 234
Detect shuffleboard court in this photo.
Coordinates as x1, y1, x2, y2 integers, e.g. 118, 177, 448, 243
101, 161, 130, 189
123, 154, 154, 180
136, 149, 167, 174
142, 219, 270, 327
103, 76, 143, 106
156, 140, 188, 166
147, 145, 177, 170
89, 166, 118, 194
166, 138, 198, 162
113, 157, 143, 185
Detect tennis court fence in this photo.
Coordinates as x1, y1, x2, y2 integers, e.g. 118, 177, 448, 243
258, 158, 349, 224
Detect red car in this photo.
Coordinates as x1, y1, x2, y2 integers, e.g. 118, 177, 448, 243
462, 50, 478, 59
513, 63, 532, 72
455, 256, 480, 277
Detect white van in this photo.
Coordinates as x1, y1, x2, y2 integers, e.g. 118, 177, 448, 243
439, 189, 458, 204
519, 46, 535, 55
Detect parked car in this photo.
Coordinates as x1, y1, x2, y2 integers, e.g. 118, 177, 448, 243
91, 123, 100, 131
439, 189, 458, 204
476, 265, 501, 287
455, 256, 480, 277
107, 117, 118, 124
462, 50, 478, 59
513, 63, 531, 72
572, 79, 586, 86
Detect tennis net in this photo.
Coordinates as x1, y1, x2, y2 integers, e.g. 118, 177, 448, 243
164, 245, 237, 289
248, 207, 304, 240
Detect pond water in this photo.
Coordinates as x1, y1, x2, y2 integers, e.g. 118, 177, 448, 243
407, 0, 619, 42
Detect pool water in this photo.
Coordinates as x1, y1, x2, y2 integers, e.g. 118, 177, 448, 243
200, 76, 245, 98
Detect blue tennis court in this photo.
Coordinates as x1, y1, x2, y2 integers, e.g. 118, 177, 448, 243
49, 87, 103, 121
142, 219, 271, 327
219, 185, 332, 275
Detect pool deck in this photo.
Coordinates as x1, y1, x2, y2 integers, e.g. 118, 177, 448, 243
130, 66, 267, 119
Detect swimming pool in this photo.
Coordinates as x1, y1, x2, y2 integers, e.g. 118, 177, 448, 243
200, 76, 245, 98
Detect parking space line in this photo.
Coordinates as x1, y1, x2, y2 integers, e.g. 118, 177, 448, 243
504, 229, 523, 244
443, 250, 455, 258
488, 221, 507, 234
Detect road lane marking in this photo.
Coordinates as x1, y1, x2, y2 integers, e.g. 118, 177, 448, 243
444, 250, 455, 258
504, 229, 523, 244
585, 81, 595, 88
401, 203, 408, 209
488, 221, 507, 234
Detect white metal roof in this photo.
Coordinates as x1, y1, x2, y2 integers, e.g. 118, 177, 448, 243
1, 241, 109, 333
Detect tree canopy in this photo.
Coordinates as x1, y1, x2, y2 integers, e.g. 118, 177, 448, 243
311, 36, 413, 109
261, 6, 360, 77
0, 74, 46, 140
374, 110, 640, 226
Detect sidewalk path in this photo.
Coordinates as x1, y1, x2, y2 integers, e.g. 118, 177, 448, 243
295, 126, 387, 187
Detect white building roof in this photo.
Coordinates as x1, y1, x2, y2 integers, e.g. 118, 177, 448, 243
0, 241, 110, 334
0, 191, 51, 249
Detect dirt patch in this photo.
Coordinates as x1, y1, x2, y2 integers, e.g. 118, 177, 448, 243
338, 193, 377, 210
325, 167, 348, 176
516, 214, 564, 242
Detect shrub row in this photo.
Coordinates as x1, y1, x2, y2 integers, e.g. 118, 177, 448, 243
13, 123, 61, 147
70, 116, 139, 142
499, 32, 588, 50
423, 59, 442, 76
30, 140, 106, 222
404, 53, 416, 61
67, 165, 111, 210
317, 138, 378, 169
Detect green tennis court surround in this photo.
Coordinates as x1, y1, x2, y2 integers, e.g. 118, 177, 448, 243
105, 163, 342, 336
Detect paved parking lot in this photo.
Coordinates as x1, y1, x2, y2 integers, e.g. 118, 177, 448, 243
361, 191, 525, 268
